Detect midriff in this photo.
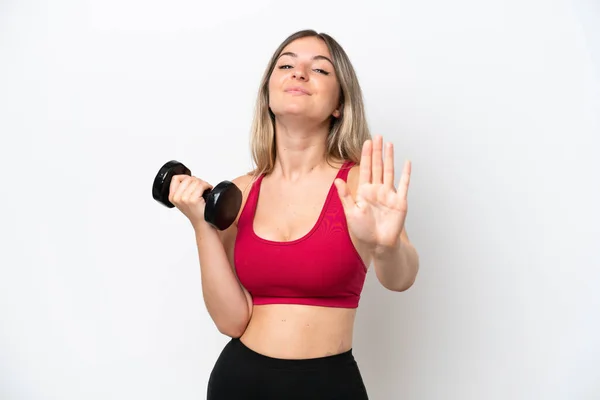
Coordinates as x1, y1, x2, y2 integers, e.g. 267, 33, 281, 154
239, 303, 357, 359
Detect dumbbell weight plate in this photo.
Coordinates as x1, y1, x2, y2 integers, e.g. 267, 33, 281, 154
152, 160, 191, 208
205, 180, 242, 230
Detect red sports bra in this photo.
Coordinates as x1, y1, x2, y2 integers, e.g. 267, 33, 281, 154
233, 161, 368, 309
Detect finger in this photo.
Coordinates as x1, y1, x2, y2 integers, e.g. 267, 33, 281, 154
192, 182, 211, 204
181, 183, 206, 208
372, 135, 383, 185
334, 178, 356, 212
383, 142, 395, 190
169, 175, 189, 204
177, 176, 200, 199
359, 139, 372, 185
181, 179, 200, 203
397, 160, 411, 200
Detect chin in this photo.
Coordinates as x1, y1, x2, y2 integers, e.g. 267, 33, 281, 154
273, 105, 308, 118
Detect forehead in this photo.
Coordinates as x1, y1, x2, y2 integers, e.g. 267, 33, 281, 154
279, 36, 332, 59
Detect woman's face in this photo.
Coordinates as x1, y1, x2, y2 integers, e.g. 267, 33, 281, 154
268, 36, 341, 123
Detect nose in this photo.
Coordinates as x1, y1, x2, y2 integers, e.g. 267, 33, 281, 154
292, 65, 307, 81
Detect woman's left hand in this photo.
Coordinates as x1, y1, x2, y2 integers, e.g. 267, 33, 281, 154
335, 135, 411, 254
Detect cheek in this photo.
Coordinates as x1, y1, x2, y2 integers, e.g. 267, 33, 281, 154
268, 71, 285, 92
323, 81, 341, 106
269, 69, 285, 83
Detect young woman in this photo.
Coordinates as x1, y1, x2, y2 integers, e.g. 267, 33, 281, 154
168, 29, 419, 400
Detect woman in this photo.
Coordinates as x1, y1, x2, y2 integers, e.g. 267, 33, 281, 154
169, 29, 419, 400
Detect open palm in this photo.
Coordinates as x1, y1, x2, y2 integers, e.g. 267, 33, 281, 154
335, 135, 411, 252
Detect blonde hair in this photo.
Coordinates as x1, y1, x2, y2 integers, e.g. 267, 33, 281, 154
248, 29, 371, 178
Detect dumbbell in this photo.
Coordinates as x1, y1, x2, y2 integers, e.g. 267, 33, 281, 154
152, 160, 242, 230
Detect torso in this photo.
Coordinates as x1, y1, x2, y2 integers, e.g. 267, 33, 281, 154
231, 161, 371, 359
241, 303, 357, 359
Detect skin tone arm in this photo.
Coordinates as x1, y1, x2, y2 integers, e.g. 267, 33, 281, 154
335, 135, 420, 292
194, 220, 253, 337
372, 227, 420, 292
170, 174, 252, 338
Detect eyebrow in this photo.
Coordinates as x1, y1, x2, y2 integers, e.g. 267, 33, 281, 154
278, 51, 334, 65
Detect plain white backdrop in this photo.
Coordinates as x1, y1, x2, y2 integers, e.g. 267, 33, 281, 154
1, 0, 599, 399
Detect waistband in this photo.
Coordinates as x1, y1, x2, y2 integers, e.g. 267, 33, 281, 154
228, 338, 356, 371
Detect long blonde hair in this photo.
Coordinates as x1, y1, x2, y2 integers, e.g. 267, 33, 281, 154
248, 29, 371, 178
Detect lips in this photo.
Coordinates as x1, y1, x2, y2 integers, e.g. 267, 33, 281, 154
284, 86, 311, 95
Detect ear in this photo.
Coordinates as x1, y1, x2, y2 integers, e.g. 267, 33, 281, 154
332, 108, 341, 118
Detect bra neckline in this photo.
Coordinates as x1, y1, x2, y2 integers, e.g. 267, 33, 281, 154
249, 161, 353, 246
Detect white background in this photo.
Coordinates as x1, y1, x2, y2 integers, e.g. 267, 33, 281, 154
1, 0, 599, 399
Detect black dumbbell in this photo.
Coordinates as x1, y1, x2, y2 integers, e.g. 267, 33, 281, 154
152, 160, 242, 230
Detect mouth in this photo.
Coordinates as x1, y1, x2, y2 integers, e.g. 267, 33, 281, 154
284, 87, 311, 95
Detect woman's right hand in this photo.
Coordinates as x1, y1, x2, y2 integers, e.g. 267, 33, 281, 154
168, 174, 213, 229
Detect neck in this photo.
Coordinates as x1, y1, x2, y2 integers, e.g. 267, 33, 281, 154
272, 117, 332, 181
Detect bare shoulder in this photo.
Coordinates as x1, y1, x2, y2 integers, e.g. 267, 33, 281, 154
230, 172, 254, 190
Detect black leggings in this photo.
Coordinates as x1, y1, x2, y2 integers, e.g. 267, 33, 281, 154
207, 338, 369, 399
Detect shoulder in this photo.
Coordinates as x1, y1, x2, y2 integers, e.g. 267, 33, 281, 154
230, 172, 255, 194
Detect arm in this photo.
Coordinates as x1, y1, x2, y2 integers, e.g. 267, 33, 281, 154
193, 175, 253, 338
335, 136, 419, 293
372, 227, 419, 292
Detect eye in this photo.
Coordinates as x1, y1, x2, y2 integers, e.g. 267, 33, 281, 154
278, 64, 293, 69
314, 68, 330, 75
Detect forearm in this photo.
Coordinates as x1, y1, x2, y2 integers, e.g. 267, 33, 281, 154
373, 240, 419, 292
193, 224, 250, 337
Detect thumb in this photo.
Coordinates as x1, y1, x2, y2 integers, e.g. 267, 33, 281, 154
334, 178, 355, 211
